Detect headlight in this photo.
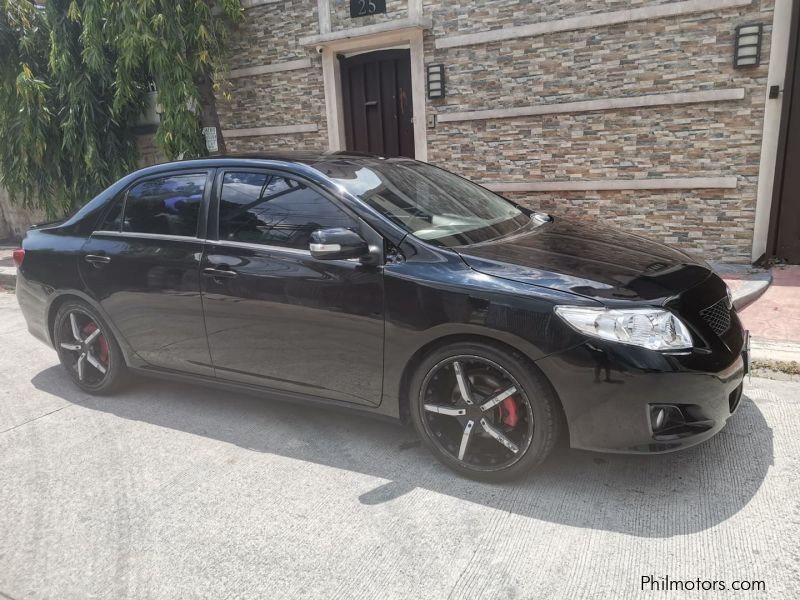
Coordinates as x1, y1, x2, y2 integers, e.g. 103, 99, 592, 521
554, 306, 694, 351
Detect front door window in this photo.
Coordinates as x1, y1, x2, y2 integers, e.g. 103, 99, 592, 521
218, 172, 356, 249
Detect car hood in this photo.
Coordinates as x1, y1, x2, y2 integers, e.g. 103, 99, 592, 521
454, 219, 712, 303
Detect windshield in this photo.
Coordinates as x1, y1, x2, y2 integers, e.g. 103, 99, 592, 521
328, 160, 530, 247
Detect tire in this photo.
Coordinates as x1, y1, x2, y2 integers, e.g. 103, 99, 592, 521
409, 341, 561, 481
53, 300, 128, 395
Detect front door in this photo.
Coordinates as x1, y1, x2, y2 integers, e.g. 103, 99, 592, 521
340, 49, 415, 158
79, 170, 214, 375
774, 3, 800, 263
200, 169, 385, 406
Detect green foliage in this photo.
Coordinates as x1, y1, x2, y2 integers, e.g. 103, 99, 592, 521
0, 0, 242, 216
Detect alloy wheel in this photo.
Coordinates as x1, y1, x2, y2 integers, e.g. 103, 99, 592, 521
419, 355, 535, 471
57, 309, 110, 385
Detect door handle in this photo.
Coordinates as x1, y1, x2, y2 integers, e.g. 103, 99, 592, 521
202, 267, 238, 279
84, 254, 111, 265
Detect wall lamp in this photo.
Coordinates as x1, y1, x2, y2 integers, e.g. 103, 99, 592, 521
427, 64, 445, 99
734, 23, 762, 68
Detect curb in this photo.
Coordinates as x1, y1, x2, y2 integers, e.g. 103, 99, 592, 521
0, 267, 15, 288
751, 338, 800, 364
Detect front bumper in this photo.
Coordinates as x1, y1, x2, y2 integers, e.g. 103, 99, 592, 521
535, 337, 747, 454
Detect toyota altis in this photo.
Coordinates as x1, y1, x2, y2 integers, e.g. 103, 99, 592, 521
14, 153, 749, 480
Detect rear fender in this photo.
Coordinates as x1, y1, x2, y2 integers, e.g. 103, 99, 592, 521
44, 289, 147, 368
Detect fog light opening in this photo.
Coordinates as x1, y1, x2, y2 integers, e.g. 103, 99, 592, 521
650, 404, 684, 433
652, 408, 666, 431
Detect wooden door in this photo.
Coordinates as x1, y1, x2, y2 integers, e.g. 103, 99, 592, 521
340, 49, 415, 158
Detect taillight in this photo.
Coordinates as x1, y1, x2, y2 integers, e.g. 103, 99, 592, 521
12, 248, 25, 268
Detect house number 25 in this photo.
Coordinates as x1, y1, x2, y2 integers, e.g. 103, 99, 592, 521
350, 0, 386, 18
357, 0, 376, 14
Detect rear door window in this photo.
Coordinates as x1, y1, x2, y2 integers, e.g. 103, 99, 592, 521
121, 173, 206, 237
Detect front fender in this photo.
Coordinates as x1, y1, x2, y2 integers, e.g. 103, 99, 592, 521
380, 259, 589, 418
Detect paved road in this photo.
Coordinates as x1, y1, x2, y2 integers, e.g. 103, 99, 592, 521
0, 292, 797, 599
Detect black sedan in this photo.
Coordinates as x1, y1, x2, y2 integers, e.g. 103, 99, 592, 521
14, 153, 749, 480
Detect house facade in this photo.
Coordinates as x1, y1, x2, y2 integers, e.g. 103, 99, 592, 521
210, 0, 799, 264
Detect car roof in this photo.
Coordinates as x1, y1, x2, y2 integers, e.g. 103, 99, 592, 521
134, 151, 415, 174
230, 150, 382, 164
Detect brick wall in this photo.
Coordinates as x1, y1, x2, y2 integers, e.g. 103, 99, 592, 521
506, 189, 753, 259
217, 1, 328, 153
210, 0, 776, 262
424, 0, 775, 262
423, 0, 680, 36
220, 67, 326, 131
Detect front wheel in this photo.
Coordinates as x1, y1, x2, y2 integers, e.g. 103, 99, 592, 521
53, 300, 128, 395
409, 342, 562, 481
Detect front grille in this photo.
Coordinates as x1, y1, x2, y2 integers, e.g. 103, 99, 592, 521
700, 296, 732, 336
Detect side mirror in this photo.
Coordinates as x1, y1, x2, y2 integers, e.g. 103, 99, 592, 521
309, 228, 369, 260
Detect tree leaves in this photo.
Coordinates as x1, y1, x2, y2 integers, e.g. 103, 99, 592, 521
0, 0, 241, 216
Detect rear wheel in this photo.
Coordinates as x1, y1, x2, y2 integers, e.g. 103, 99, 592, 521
53, 301, 127, 395
409, 342, 561, 481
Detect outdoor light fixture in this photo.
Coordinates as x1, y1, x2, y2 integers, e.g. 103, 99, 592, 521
427, 64, 445, 98
734, 23, 762, 68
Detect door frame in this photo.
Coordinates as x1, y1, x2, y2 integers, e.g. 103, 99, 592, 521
766, 0, 800, 261
317, 27, 428, 161
205, 166, 386, 251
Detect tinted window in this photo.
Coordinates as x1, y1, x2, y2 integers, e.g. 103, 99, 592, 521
218, 172, 355, 250
122, 174, 206, 237
99, 197, 124, 231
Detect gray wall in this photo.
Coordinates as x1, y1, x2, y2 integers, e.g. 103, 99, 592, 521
0, 188, 42, 241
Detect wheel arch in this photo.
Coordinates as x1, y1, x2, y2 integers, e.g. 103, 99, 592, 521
46, 291, 97, 345
45, 291, 141, 366
396, 333, 569, 444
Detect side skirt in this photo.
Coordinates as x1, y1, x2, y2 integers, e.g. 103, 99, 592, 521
129, 365, 402, 425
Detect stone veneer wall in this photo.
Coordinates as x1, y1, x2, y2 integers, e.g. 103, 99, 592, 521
136, 134, 165, 168
209, 0, 775, 262
0, 187, 44, 241
506, 189, 751, 259
216, 1, 328, 153
423, 0, 775, 261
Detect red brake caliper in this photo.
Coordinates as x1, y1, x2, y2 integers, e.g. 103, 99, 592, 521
82, 323, 109, 365
497, 389, 520, 428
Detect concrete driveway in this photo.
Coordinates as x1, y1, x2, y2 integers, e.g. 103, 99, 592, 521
0, 292, 797, 599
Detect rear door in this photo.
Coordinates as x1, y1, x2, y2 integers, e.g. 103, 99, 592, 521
200, 168, 385, 406
79, 169, 214, 375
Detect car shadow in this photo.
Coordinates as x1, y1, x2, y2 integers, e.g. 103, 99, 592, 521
32, 366, 774, 538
